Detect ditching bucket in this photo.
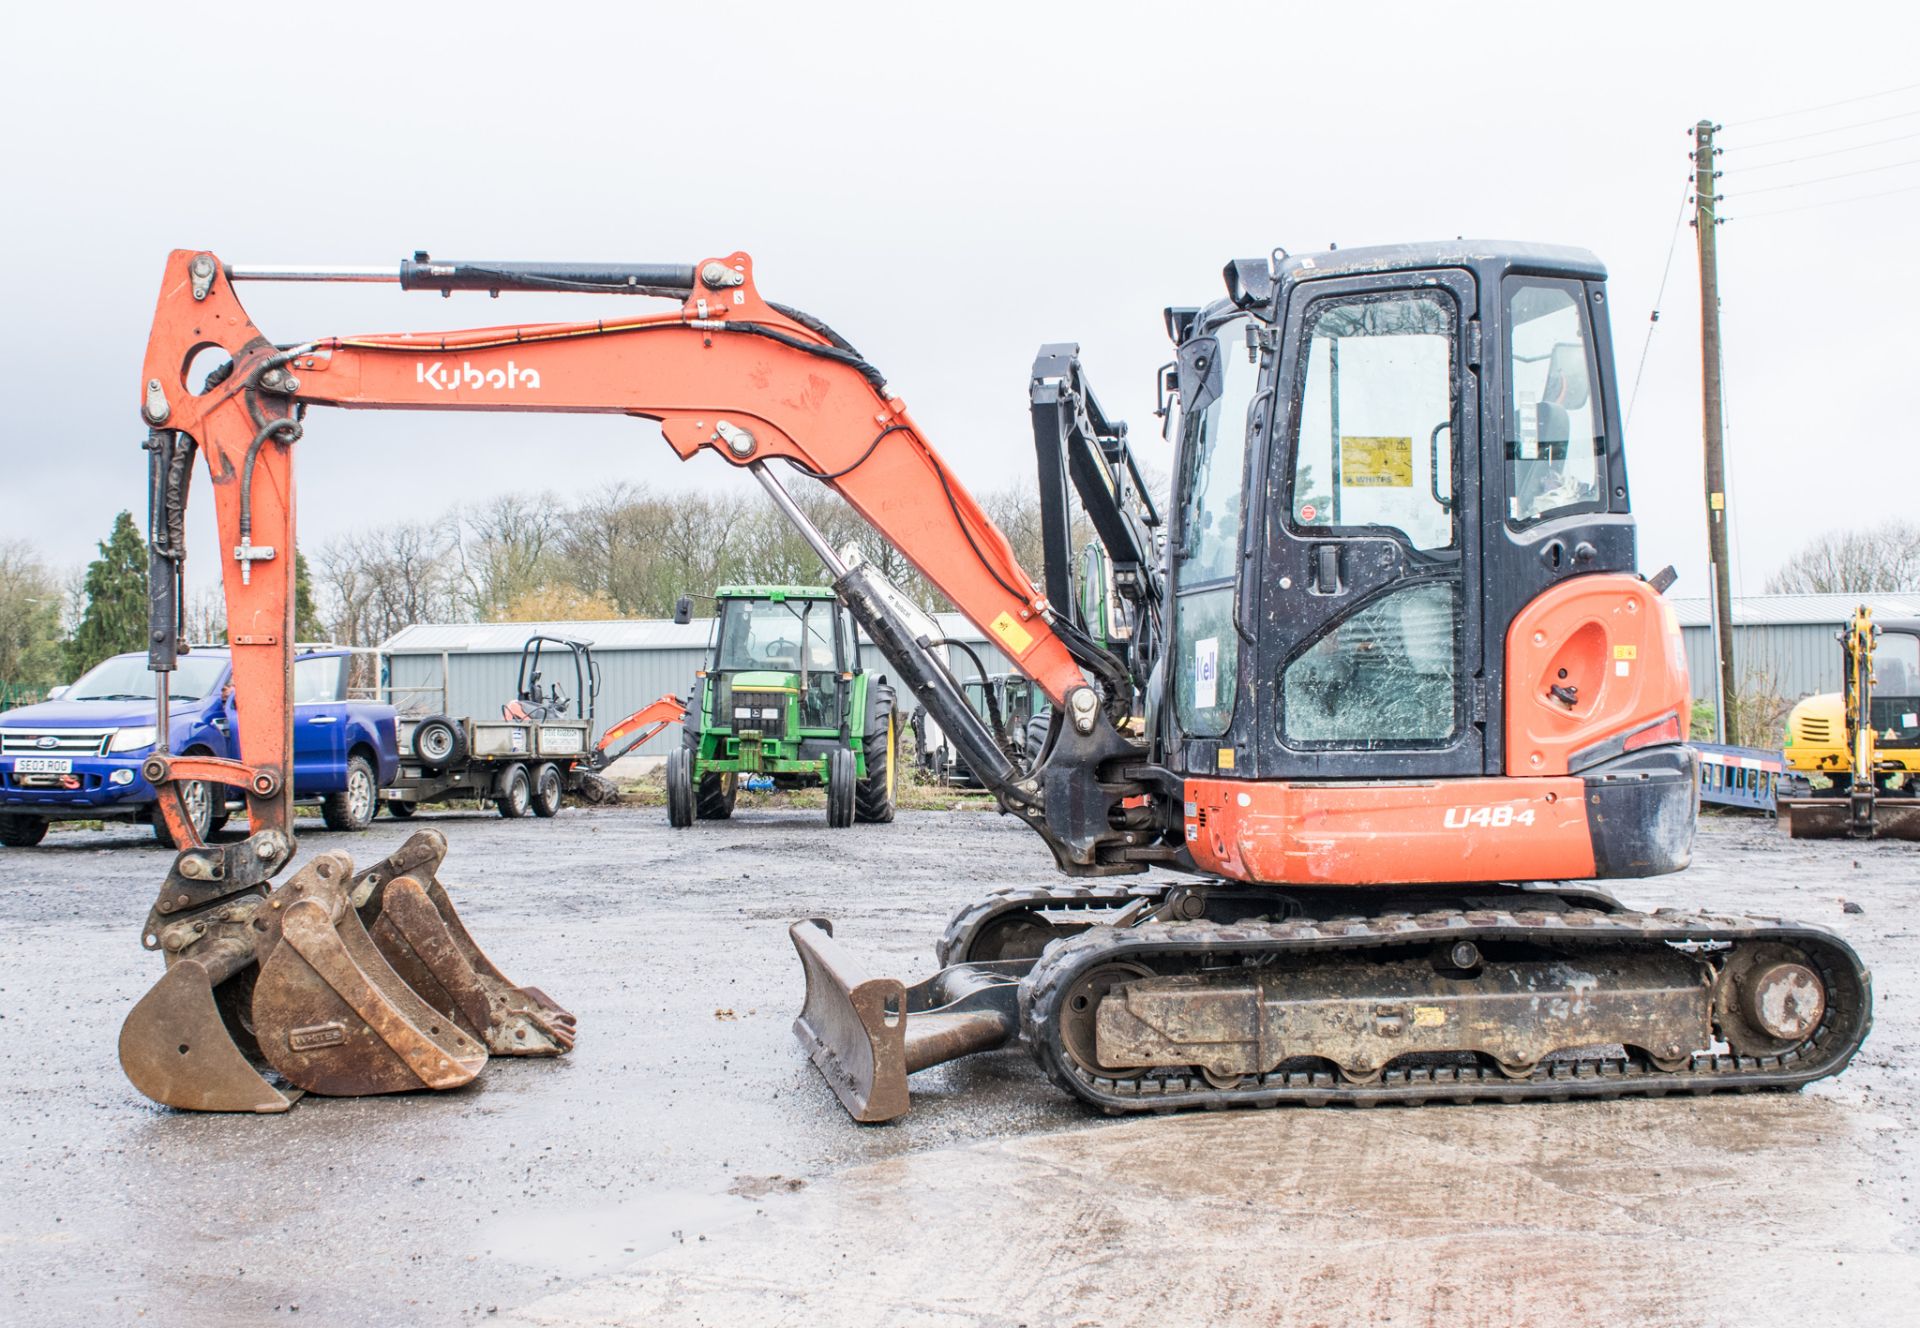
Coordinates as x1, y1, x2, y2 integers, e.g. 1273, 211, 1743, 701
790, 918, 1024, 1123
354, 831, 576, 1056
1782, 795, 1920, 841
120, 830, 571, 1112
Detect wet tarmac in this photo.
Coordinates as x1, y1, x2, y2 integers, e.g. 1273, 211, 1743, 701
0, 808, 1911, 1327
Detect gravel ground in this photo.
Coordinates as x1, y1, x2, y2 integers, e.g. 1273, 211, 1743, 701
0, 805, 1911, 1327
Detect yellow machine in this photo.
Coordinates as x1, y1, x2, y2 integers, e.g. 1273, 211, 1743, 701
1780, 607, 1920, 839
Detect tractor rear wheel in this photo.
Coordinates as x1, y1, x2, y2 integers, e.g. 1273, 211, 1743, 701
666, 747, 695, 828
826, 747, 856, 828
855, 701, 896, 824
697, 772, 737, 820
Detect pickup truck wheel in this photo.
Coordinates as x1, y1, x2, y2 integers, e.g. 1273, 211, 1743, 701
413, 715, 466, 774
321, 755, 377, 832
0, 815, 48, 848
495, 763, 532, 819
151, 774, 214, 848
529, 762, 565, 818
385, 799, 417, 819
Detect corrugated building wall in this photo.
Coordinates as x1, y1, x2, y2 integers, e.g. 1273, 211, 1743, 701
1670, 593, 1920, 703
379, 614, 1007, 760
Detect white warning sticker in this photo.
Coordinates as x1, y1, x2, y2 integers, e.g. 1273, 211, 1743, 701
1195, 636, 1219, 710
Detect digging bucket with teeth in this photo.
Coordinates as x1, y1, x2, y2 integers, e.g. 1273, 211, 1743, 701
789, 918, 1025, 1123
120, 830, 571, 1112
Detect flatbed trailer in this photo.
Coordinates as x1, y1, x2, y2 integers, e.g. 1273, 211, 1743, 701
382, 713, 592, 819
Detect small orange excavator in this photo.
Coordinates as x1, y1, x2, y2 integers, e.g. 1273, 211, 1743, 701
124, 245, 1870, 1118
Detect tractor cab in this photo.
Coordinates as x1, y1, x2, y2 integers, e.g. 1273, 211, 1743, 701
667, 586, 896, 828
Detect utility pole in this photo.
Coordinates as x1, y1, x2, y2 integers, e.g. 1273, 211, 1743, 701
1693, 119, 1737, 744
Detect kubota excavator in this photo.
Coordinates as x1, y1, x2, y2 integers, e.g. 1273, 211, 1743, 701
125, 244, 1870, 1121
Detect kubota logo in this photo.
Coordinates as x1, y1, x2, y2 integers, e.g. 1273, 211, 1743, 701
415, 360, 542, 391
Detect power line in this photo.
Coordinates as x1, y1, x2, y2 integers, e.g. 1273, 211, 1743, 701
1728, 81, 1920, 127
1735, 154, 1920, 196
1722, 107, 1920, 152
1625, 176, 1692, 428
1724, 179, 1920, 220
1735, 129, 1920, 171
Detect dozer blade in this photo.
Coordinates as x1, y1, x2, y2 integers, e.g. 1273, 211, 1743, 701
790, 918, 1023, 1123
1780, 797, 1920, 840
352, 830, 576, 1056
251, 851, 490, 1096
119, 953, 300, 1113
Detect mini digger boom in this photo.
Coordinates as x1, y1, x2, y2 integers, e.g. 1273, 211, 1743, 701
124, 243, 1869, 1122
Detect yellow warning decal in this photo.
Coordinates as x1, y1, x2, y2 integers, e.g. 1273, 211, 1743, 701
990, 611, 1033, 654
1340, 435, 1413, 488
1613, 644, 1637, 660
1217, 747, 1236, 771
1413, 1006, 1447, 1028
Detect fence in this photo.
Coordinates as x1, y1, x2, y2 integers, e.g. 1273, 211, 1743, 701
0, 683, 48, 713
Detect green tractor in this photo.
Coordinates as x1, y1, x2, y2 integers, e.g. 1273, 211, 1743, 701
666, 586, 895, 828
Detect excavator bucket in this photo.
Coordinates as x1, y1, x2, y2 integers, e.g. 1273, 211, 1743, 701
121, 848, 488, 1108
790, 918, 1022, 1123
1781, 795, 1920, 840
353, 831, 576, 1056
120, 831, 570, 1112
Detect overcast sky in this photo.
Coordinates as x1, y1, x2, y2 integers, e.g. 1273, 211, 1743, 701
5, 1, 1917, 605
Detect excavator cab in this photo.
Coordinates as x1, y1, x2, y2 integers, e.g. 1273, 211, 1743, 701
1157, 244, 1693, 882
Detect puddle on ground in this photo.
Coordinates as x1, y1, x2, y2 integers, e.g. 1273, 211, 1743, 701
481, 1191, 754, 1276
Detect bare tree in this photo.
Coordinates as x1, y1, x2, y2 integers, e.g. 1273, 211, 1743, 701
453, 492, 568, 618
317, 522, 459, 646
1766, 520, 1920, 595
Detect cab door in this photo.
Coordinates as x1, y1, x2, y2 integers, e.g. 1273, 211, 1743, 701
1254, 269, 1485, 778
292, 654, 350, 790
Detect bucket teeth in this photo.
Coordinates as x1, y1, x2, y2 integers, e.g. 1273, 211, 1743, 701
353, 832, 576, 1056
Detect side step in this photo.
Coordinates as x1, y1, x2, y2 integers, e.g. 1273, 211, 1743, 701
789, 919, 1024, 1123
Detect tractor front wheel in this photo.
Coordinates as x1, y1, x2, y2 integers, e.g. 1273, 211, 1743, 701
826, 747, 856, 828
697, 771, 737, 820
666, 747, 695, 828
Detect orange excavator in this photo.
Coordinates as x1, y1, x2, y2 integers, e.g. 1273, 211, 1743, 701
124, 244, 1870, 1119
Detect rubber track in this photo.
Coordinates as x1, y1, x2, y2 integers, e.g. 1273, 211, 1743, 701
1021, 907, 1873, 1114
935, 882, 1167, 967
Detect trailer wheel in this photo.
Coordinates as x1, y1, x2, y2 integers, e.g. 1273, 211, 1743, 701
826, 747, 856, 828
385, 799, 418, 819
0, 815, 48, 848
696, 771, 736, 820
530, 762, 565, 818
413, 715, 466, 774
495, 762, 532, 819
666, 748, 694, 828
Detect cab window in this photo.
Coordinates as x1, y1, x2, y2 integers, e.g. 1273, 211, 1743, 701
293, 655, 346, 705
1505, 278, 1606, 526
1290, 290, 1457, 554
1172, 315, 1261, 737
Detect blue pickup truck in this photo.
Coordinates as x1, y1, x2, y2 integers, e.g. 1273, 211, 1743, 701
0, 648, 399, 848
